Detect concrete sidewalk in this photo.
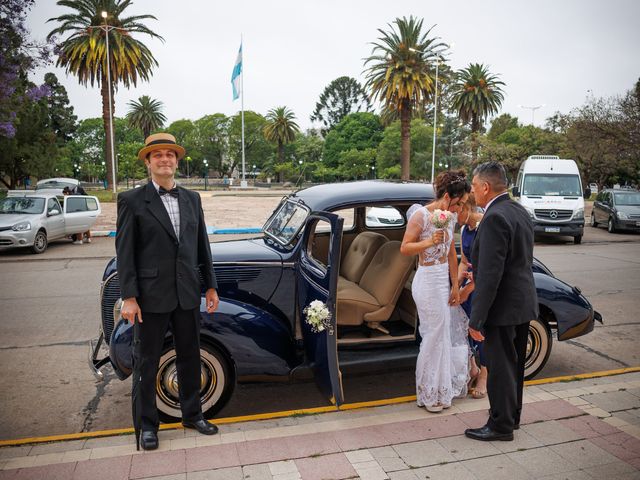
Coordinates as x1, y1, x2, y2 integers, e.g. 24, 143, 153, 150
1, 372, 639, 479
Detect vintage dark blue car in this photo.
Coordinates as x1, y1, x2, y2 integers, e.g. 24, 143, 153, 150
90, 181, 602, 421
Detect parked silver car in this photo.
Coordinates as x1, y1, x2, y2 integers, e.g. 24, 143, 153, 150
0, 193, 101, 253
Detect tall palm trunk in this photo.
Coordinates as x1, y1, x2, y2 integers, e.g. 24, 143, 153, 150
400, 102, 411, 181
277, 141, 284, 183
101, 72, 116, 192
470, 115, 481, 163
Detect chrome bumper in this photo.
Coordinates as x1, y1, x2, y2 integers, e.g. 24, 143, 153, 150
88, 332, 111, 380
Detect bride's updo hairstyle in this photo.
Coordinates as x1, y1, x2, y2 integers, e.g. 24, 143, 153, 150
434, 169, 471, 200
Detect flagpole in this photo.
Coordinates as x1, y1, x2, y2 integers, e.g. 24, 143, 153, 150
240, 35, 247, 188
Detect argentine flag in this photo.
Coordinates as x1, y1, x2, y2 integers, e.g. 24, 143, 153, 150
231, 43, 242, 101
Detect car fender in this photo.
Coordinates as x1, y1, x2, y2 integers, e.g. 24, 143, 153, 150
108, 297, 297, 382
534, 272, 596, 341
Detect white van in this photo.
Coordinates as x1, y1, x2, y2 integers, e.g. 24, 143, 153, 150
512, 155, 588, 244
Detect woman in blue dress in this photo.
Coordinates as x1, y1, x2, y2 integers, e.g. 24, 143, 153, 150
457, 195, 487, 399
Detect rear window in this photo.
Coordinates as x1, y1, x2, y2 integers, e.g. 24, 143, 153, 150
66, 197, 98, 213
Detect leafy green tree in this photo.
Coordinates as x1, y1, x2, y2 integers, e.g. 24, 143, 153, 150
338, 148, 377, 180
364, 15, 447, 180
230, 111, 272, 179
44, 73, 77, 143
166, 119, 196, 176
264, 107, 300, 182
377, 119, 434, 179
126, 95, 166, 139
311, 77, 371, 135
47, 0, 163, 192
488, 113, 519, 140
192, 114, 229, 176
451, 63, 505, 162
323, 112, 383, 171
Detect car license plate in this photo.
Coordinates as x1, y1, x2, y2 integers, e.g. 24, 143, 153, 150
545, 227, 561, 233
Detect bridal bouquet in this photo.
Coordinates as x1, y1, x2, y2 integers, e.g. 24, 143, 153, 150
303, 300, 333, 334
431, 209, 453, 229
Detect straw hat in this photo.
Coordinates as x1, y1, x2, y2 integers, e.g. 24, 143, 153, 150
137, 133, 186, 161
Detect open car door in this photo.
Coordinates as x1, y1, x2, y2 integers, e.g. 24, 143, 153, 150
63, 195, 101, 236
297, 212, 344, 406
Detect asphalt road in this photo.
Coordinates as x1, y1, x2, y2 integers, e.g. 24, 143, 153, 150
0, 226, 639, 441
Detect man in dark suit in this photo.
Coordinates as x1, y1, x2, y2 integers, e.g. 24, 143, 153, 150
465, 161, 538, 442
116, 133, 219, 450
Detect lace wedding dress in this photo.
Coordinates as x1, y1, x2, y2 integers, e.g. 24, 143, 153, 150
409, 206, 470, 408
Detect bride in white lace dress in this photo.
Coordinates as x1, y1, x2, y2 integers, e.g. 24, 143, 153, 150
402, 171, 471, 413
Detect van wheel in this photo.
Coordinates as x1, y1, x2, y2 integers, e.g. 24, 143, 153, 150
156, 342, 235, 422
31, 230, 48, 254
524, 317, 552, 380
608, 217, 617, 233
590, 214, 597, 228
573, 235, 582, 245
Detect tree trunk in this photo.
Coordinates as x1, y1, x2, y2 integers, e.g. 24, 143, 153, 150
400, 104, 411, 181
471, 115, 481, 163
277, 141, 284, 183
101, 72, 116, 192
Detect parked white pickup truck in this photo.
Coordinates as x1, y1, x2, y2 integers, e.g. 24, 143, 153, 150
0, 192, 101, 253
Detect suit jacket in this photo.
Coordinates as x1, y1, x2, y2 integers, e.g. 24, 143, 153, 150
470, 194, 538, 330
115, 182, 217, 313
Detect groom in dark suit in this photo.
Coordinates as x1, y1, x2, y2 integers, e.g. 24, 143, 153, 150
116, 133, 219, 450
465, 162, 538, 442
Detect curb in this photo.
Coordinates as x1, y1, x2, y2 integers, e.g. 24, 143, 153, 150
92, 227, 262, 238
1, 366, 639, 448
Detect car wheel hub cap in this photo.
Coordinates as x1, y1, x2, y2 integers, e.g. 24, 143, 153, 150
157, 356, 217, 408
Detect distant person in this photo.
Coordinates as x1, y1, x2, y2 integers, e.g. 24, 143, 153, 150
116, 133, 220, 451
465, 162, 538, 442
72, 184, 92, 243
62, 187, 83, 245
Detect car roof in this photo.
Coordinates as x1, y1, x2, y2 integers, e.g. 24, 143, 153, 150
289, 180, 435, 211
606, 189, 639, 193
36, 177, 78, 185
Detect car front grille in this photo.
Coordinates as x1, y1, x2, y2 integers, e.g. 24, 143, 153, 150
377, 217, 403, 225
534, 209, 573, 221
0, 239, 13, 245
101, 274, 120, 345
214, 267, 261, 283
628, 214, 640, 219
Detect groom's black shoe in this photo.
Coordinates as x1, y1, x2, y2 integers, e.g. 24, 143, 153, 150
182, 419, 218, 435
465, 425, 514, 441
140, 430, 158, 450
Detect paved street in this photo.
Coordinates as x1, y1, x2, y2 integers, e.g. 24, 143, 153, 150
0, 197, 639, 441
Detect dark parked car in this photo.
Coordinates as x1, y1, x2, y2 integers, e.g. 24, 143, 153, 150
90, 181, 602, 420
591, 189, 640, 233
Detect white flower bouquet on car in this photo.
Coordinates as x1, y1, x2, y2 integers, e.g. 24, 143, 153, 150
303, 299, 333, 334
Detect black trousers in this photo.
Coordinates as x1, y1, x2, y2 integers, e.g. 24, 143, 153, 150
484, 321, 530, 434
134, 306, 203, 432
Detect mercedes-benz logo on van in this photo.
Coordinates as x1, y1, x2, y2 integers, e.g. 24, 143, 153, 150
549, 210, 559, 219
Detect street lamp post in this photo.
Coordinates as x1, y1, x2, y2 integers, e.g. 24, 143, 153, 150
371, 165, 376, 179
97, 11, 118, 194
518, 104, 545, 126
430, 59, 441, 185
203, 159, 208, 191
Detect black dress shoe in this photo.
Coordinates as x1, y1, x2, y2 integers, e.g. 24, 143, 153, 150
140, 430, 158, 450
182, 419, 218, 435
514, 424, 520, 430
465, 425, 514, 442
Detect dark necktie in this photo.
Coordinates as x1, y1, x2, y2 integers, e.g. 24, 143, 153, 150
158, 186, 179, 198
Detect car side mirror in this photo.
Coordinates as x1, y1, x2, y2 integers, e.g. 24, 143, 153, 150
511, 186, 520, 197
48, 209, 60, 216
583, 188, 591, 199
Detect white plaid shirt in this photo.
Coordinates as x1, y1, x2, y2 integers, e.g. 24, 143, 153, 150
152, 180, 180, 237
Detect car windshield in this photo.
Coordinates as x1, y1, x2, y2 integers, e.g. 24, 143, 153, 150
0, 197, 45, 214
263, 198, 309, 245
523, 174, 582, 196
614, 192, 640, 205
36, 181, 76, 190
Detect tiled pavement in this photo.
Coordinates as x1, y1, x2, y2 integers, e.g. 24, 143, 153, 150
1, 373, 640, 479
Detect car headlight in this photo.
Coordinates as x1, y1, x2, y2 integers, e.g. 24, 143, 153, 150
573, 208, 584, 220
617, 211, 629, 220
12, 221, 31, 231
523, 206, 535, 219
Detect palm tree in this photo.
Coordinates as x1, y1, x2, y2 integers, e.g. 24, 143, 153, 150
364, 16, 447, 181
127, 95, 166, 139
451, 63, 505, 162
47, 0, 163, 192
263, 107, 300, 183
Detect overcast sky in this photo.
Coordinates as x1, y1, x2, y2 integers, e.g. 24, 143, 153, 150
26, 0, 640, 131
